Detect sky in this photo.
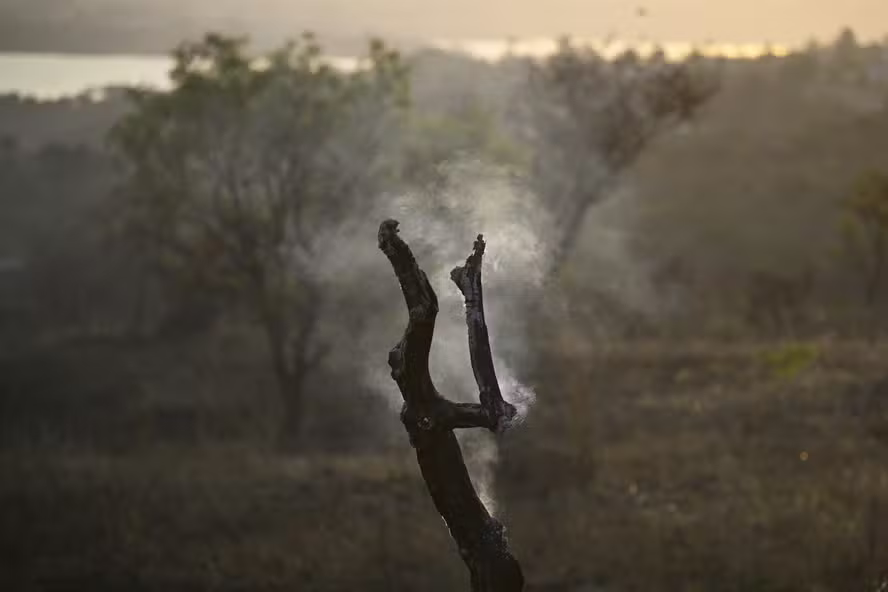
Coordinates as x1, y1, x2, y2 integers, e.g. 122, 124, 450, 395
0, 0, 886, 54
307, 0, 888, 45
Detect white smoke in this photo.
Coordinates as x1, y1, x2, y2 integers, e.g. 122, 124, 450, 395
394, 160, 555, 515
319, 157, 554, 515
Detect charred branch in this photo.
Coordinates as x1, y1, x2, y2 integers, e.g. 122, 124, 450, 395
451, 235, 518, 432
378, 219, 524, 592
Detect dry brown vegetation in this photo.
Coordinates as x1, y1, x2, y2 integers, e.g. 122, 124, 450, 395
2, 338, 886, 591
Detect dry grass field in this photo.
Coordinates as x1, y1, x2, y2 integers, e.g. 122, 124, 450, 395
2, 338, 886, 591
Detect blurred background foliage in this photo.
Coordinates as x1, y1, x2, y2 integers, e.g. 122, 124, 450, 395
1, 28, 888, 592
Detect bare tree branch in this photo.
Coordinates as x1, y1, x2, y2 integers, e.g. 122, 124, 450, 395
378, 219, 524, 592
450, 234, 518, 433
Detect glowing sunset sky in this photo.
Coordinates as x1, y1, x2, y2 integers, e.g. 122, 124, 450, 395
0, 0, 885, 55
320, 0, 887, 44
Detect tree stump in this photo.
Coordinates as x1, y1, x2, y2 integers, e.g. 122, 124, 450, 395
378, 219, 524, 592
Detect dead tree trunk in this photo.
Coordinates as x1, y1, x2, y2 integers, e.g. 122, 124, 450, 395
378, 219, 524, 592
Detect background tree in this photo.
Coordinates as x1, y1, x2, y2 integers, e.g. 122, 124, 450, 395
401, 95, 527, 186
0, 138, 122, 336
109, 33, 408, 445
522, 41, 719, 272
841, 170, 888, 307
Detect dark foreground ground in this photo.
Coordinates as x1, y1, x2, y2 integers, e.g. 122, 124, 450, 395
1, 338, 887, 592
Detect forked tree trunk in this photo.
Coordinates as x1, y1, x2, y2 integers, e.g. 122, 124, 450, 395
261, 296, 323, 447
278, 369, 306, 445
262, 316, 299, 439
378, 219, 524, 592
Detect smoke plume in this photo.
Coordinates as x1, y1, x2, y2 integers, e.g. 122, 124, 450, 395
317, 157, 555, 514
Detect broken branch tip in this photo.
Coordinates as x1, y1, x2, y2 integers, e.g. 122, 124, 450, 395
377, 219, 400, 248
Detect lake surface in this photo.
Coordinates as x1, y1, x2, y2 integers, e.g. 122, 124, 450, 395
0, 53, 173, 98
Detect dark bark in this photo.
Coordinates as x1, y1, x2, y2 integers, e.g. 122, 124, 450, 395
264, 318, 304, 443
278, 366, 306, 443
378, 219, 524, 592
261, 299, 319, 446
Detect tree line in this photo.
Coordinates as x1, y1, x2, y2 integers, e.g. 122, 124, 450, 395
2, 28, 888, 445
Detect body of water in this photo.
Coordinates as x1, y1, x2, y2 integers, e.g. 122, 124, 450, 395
0, 53, 173, 98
